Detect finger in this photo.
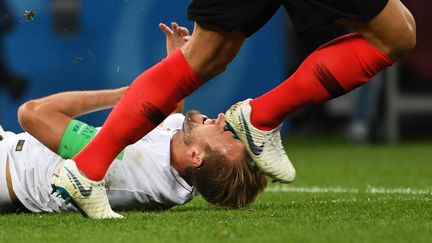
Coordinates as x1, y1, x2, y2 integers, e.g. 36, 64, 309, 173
179, 27, 190, 36
183, 36, 191, 42
171, 22, 179, 31
159, 23, 173, 35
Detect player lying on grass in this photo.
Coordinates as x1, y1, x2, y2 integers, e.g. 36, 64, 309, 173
0, 23, 267, 215
0, 87, 265, 214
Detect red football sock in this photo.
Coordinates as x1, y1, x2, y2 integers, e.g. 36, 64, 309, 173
250, 33, 395, 130
73, 49, 203, 180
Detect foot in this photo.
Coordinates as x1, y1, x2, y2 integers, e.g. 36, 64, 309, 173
225, 99, 296, 183
51, 159, 123, 219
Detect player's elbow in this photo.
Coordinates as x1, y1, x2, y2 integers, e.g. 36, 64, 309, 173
18, 100, 42, 132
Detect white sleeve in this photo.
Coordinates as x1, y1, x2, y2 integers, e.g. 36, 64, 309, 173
161, 114, 185, 131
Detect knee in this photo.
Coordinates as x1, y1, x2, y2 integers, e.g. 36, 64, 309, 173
353, 0, 417, 60
386, 4, 417, 59
390, 18, 416, 58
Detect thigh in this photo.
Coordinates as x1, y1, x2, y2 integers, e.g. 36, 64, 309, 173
282, 0, 388, 32
188, 0, 281, 37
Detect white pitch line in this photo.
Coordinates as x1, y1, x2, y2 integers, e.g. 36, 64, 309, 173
266, 185, 432, 195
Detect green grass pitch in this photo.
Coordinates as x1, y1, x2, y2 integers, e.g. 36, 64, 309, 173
1, 136, 431, 243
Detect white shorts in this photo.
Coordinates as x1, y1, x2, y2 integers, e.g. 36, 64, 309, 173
1, 128, 75, 213
0, 128, 14, 211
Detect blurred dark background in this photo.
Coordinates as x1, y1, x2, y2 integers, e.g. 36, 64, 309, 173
0, 0, 430, 143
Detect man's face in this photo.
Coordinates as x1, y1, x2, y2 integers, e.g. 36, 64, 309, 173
183, 110, 246, 161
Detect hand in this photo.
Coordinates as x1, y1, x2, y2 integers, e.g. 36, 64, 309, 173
159, 22, 190, 55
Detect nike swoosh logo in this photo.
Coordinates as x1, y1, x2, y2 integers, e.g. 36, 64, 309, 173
65, 167, 93, 197
240, 108, 265, 156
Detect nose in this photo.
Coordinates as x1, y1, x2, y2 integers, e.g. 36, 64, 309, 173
215, 113, 226, 127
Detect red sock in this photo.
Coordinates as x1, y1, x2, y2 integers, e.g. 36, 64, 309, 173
250, 33, 394, 130
73, 49, 203, 180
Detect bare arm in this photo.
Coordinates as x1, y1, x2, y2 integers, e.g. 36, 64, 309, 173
18, 87, 127, 152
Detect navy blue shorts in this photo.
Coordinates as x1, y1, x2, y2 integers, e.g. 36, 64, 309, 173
188, 0, 389, 36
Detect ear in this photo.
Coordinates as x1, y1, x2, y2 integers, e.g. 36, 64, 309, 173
187, 146, 204, 168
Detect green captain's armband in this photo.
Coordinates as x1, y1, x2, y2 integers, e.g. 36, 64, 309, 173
57, 119, 124, 160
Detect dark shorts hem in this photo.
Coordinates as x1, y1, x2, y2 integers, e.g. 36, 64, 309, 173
188, 0, 389, 35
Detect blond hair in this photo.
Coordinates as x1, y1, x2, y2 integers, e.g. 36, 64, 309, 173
187, 144, 267, 208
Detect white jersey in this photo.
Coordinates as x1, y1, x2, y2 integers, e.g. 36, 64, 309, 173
0, 114, 197, 213
105, 113, 197, 210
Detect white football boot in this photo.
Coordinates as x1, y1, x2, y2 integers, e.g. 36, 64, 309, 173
51, 159, 123, 219
225, 99, 296, 183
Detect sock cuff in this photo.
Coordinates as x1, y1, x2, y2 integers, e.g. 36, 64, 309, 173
318, 33, 395, 67
350, 34, 395, 67
167, 49, 204, 97
362, 39, 395, 67
350, 33, 396, 66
